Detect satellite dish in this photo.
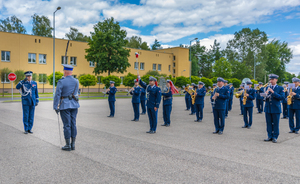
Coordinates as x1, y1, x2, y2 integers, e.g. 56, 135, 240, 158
242, 78, 251, 84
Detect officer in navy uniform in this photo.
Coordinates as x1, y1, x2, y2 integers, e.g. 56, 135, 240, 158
139, 76, 161, 134
194, 81, 206, 122
140, 87, 147, 115
228, 83, 234, 111
210, 84, 217, 113
53, 64, 80, 151
16, 71, 39, 134
238, 84, 245, 115
130, 79, 141, 121
184, 84, 191, 111
264, 74, 284, 143
288, 78, 300, 134
224, 81, 229, 118
161, 79, 173, 127
241, 81, 256, 129
189, 83, 196, 115
281, 82, 289, 119
212, 77, 230, 135
106, 81, 117, 117
256, 82, 264, 114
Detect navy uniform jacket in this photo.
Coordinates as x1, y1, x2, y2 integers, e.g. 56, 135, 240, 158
16, 80, 39, 106
130, 86, 141, 103
213, 86, 230, 110
230, 87, 234, 99
264, 85, 284, 113
241, 88, 256, 107
161, 87, 172, 106
139, 80, 161, 108
140, 88, 146, 101
195, 87, 206, 105
289, 87, 300, 109
184, 90, 190, 99
282, 89, 288, 104
210, 88, 215, 101
106, 86, 117, 101
256, 87, 264, 100
53, 76, 80, 110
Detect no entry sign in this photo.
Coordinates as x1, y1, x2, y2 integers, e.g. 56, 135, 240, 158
8, 73, 17, 82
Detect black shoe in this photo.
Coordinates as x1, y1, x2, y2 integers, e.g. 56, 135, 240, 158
213, 131, 219, 134
257, 112, 260, 114
239, 114, 243, 115
71, 137, 76, 151
62, 139, 71, 151
211, 111, 213, 113
281, 117, 287, 119
218, 131, 223, 135
247, 126, 251, 129
194, 120, 200, 122
289, 130, 295, 133
28, 130, 33, 134
161, 124, 167, 126
272, 138, 277, 143
149, 131, 156, 134
166, 124, 170, 127
135, 119, 139, 122
107, 115, 111, 117
131, 119, 136, 121
185, 109, 190, 111
242, 126, 248, 128
189, 113, 194, 115
140, 113, 146, 115
295, 131, 299, 134
264, 138, 272, 142
146, 130, 151, 133
24, 131, 28, 134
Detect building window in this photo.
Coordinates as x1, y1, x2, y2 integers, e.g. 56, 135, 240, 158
32, 74, 37, 81
173, 69, 176, 74
169, 65, 171, 72
72, 75, 77, 78
38, 74, 47, 83
134, 62, 138, 70
173, 62, 175, 67
158, 64, 161, 71
28, 53, 36, 63
61, 56, 68, 65
173, 56, 176, 61
140, 62, 144, 70
35, 39, 37, 43
97, 76, 102, 84
89, 61, 95, 67
153, 64, 157, 71
120, 77, 124, 84
1, 51, 10, 62
1, 74, 9, 83
39, 39, 41, 43
70, 57, 77, 66
39, 54, 46, 64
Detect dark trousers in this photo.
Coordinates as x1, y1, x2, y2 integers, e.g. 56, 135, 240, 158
109, 101, 115, 116
225, 100, 228, 117
60, 109, 78, 139
185, 98, 191, 110
141, 100, 146, 114
191, 103, 195, 114
163, 105, 172, 125
195, 104, 204, 120
22, 105, 35, 131
289, 109, 300, 132
132, 103, 140, 120
243, 107, 253, 127
213, 109, 225, 132
257, 99, 264, 113
228, 98, 233, 111
256, 98, 258, 108
240, 99, 244, 115
265, 113, 280, 139
282, 103, 288, 118
147, 107, 158, 131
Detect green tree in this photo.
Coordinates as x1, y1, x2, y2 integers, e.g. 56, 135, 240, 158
48, 72, 64, 87
175, 76, 190, 88
251, 79, 258, 85
141, 74, 151, 84
123, 73, 137, 87
231, 78, 242, 88
199, 77, 213, 87
32, 14, 53, 37
102, 75, 121, 88
38, 74, 48, 93
85, 17, 131, 76
126, 36, 150, 50
191, 76, 200, 84
0, 15, 26, 33
79, 74, 97, 97
231, 60, 252, 80
65, 27, 89, 42
0, 68, 12, 96
14, 70, 25, 85
151, 39, 161, 50
213, 57, 232, 78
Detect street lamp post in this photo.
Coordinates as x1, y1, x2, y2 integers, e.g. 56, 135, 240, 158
53, 6, 61, 97
181, 69, 186, 76
189, 38, 198, 81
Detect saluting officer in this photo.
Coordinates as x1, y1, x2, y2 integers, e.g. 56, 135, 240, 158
238, 84, 245, 115
184, 84, 191, 111
140, 87, 147, 115
139, 76, 161, 134
264, 74, 284, 143
130, 79, 141, 121
53, 65, 80, 151
194, 81, 206, 122
256, 82, 264, 114
106, 81, 117, 117
288, 78, 300, 134
228, 83, 234, 111
16, 71, 39, 134
210, 84, 217, 113
161, 79, 173, 127
190, 83, 196, 115
212, 77, 230, 135
281, 82, 289, 119
242, 81, 256, 129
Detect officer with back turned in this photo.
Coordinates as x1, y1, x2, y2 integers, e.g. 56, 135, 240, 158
106, 81, 117, 117
53, 64, 80, 151
161, 79, 173, 127
194, 81, 206, 122
288, 78, 300, 134
140, 87, 147, 115
241, 81, 256, 129
281, 81, 289, 119
130, 79, 141, 121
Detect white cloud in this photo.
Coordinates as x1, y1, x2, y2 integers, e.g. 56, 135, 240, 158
286, 40, 300, 74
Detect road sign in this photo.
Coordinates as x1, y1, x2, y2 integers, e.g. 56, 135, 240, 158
8, 73, 17, 82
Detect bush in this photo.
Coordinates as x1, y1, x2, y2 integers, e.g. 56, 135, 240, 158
48, 72, 64, 86
199, 77, 213, 87
123, 73, 137, 87
102, 75, 121, 88
141, 74, 151, 84
231, 78, 241, 88
191, 76, 200, 84
251, 79, 258, 85
175, 76, 190, 88
79, 74, 97, 87
211, 77, 218, 84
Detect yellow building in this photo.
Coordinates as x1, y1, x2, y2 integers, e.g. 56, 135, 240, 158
0, 31, 190, 92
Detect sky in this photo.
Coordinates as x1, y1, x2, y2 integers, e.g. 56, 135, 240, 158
0, 0, 300, 74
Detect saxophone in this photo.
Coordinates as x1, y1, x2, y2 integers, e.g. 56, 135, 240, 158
287, 87, 293, 105
243, 88, 247, 105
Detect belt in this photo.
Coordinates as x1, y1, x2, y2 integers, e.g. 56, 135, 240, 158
164, 97, 172, 100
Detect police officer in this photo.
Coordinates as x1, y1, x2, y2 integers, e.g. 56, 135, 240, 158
16, 71, 39, 134
190, 83, 196, 115
130, 79, 141, 121
264, 74, 284, 143
140, 87, 147, 115
184, 84, 191, 111
228, 83, 234, 111
210, 84, 217, 113
256, 82, 264, 114
281, 82, 289, 119
139, 76, 161, 134
106, 81, 117, 117
161, 79, 173, 127
288, 78, 300, 134
53, 64, 80, 151
238, 84, 245, 115
242, 81, 256, 129
224, 80, 229, 118
212, 77, 230, 135
194, 81, 206, 122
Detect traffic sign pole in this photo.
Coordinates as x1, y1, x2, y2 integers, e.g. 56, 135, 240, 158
11, 81, 13, 101
8, 73, 17, 102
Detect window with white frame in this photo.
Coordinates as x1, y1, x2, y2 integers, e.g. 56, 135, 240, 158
140, 62, 144, 70
120, 77, 124, 84
28, 53, 36, 63
158, 64, 161, 71
38, 74, 47, 83
61, 56, 68, 65
39, 54, 46, 64
89, 61, 95, 67
153, 64, 156, 71
70, 57, 77, 66
134, 62, 138, 70
1, 74, 10, 83
1, 51, 10, 62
